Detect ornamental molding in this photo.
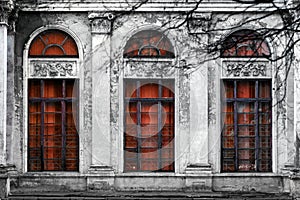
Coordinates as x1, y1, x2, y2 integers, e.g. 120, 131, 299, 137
222, 60, 271, 78
0, 0, 14, 24
89, 12, 114, 34
29, 60, 78, 78
188, 13, 211, 34
124, 60, 175, 78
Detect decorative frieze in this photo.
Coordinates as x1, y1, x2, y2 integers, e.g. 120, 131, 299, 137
124, 60, 175, 78
29, 60, 77, 78
222, 61, 271, 78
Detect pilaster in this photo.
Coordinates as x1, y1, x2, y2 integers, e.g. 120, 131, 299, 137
185, 13, 212, 176
0, 0, 14, 166
89, 12, 114, 175
0, 2, 14, 198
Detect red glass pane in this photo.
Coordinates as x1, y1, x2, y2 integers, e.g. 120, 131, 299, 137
124, 30, 174, 58
140, 83, 159, 98
125, 81, 137, 98
162, 84, 174, 98
29, 80, 41, 97
43, 80, 63, 98
222, 159, 235, 172
224, 81, 234, 98
221, 30, 270, 57
29, 30, 78, 57
237, 81, 255, 98
223, 126, 234, 136
259, 81, 271, 98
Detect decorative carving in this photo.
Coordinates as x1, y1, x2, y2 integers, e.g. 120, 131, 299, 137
125, 61, 175, 78
91, 18, 112, 34
222, 61, 271, 78
188, 13, 211, 34
0, 0, 14, 25
29, 61, 77, 78
178, 60, 190, 127
208, 65, 216, 125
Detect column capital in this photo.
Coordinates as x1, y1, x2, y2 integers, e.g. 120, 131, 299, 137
88, 12, 114, 34
0, 0, 15, 25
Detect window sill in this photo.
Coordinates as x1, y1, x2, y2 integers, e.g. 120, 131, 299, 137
213, 172, 280, 177
22, 171, 82, 177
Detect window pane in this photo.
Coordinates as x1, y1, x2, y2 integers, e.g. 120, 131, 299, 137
223, 136, 234, 148
140, 83, 159, 98
259, 102, 271, 113
259, 125, 271, 136
125, 81, 137, 98
259, 81, 271, 98
162, 80, 174, 98
29, 80, 41, 97
238, 125, 255, 136
66, 79, 78, 98
238, 137, 255, 148
43, 80, 62, 98
223, 126, 234, 136
222, 159, 235, 172
237, 81, 255, 98
224, 81, 234, 98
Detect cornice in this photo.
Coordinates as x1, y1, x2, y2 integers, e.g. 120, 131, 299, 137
18, 1, 285, 13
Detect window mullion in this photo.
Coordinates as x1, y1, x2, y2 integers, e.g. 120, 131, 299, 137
158, 80, 162, 171
137, 81, 141, 171
233, 80, 238, 171
255, 81, 259, 172
61, 80, 66, 171
40, 80, 45, 171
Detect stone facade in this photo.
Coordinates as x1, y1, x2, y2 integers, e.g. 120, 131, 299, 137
0, 0, 300, 198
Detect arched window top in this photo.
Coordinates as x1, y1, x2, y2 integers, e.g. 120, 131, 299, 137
29, 29, 79, 58
221, 29, 270, 57
123, 30, 175, 58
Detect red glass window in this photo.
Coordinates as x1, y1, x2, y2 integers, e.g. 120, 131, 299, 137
124, 80, 175, 172
29, 30, 78, 57
123, 30, 175, 58
28, 80, 79, 171
221, 30, 270, 57
222, 80, 272, 172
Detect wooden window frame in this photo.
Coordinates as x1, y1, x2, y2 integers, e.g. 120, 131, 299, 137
124, 79, 175, 172
28, 79, 79, 171
221, 79, 272, 172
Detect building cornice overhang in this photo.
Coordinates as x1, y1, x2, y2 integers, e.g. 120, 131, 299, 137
18, 1, 286, 13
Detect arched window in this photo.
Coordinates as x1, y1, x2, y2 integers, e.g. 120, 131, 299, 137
123, 30, 175, 58
29, 30, 78, 57
221, 30, 272, 172
221, 29, 270, 57
27, 29, 79, 171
